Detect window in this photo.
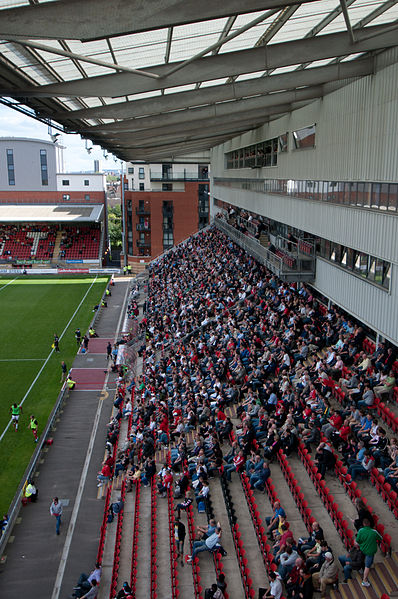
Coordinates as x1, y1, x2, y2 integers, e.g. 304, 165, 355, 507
163, 231, 174, 249
40, 149, 48, 186
139, 167, 145, 179
84, 179, 89, 186
128, 167, 134, 174
162, 183, 173, 191
6, 149, 15, 185
62, 179, 70, 186
62, 194, 70, 201
278, 133, 288, 153
139, 183, 144, 191
84, 194, 90, 201
292, 124, 316, 149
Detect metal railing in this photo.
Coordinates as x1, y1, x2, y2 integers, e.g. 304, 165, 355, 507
150, 171, 209, 181
214, 217, 315, 281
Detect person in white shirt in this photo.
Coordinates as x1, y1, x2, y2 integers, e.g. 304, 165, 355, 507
259, 571, 283, 599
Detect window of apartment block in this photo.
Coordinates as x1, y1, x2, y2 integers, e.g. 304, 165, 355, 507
139, 167, 145, 179
6, 149, 15, 185
84, 179, 89, 186
62, 179, 70, 186
139, 183, 145, 191
128, 167, 134, 174
62, 194, 70, 200
162, 183, 173, 191
40, 149, 48, 185
85, 194, 90, 201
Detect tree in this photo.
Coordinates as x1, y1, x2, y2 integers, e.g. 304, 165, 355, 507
108, 205, 122, 248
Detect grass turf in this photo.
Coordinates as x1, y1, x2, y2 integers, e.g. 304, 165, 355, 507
0, 275, 109, 515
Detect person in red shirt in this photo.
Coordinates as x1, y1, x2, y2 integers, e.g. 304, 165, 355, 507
223, 450, 245, 481
321, 409, 342, 440
97, 462, 112, 487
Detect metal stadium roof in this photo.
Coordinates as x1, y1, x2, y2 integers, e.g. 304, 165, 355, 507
0, 0, 397, 161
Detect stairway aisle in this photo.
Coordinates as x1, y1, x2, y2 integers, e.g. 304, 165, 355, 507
228, 475, 268, 593
208, 477, 247, 599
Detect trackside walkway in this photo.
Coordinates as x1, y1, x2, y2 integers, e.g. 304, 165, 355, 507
0, 277, 131, 599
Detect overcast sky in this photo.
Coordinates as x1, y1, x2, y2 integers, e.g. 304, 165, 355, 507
0, 103, 121, 172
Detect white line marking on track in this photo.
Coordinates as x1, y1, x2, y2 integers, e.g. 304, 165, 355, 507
0, 276, 19, 292
50, 281, 130, 599
0, 276, 98, 443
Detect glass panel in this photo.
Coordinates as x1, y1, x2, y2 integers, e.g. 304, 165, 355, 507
372, 183, 381, 208
388, 184, 398, 212
383, 263, 391, 289
379, 183, 389, 210
357, 182, 365, 207
349, 182, 357, 205
374, 258, 384, 285
343, 182, 351, 205
292, 124, 316, 149
367, 257, 376, 281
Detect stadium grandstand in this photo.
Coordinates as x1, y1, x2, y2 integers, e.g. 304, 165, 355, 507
0, 2, 397, 599
0, 139, 106, 270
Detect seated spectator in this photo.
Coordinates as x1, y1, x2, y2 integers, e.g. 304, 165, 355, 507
259, 571, 283, 599
187, 526, 224, 563
338, 546, 364, 582
266, 501, 286, 536
311, 552, 338, 598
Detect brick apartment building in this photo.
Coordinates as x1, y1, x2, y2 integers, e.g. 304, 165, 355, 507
122, 162, 210, 270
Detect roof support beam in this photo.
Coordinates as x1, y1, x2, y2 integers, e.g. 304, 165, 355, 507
1, 37, 160, 79
83, 87, 323, 134
54, 58, 373, 120
0, 24, 392, 98
339, 0, 355, 44
164, 8, 280, 77
0, 0, 319, 40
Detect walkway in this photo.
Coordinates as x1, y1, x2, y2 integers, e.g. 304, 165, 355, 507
0, 277, 131, 599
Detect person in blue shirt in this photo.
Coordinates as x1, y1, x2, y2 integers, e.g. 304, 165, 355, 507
265, 501, 286, 535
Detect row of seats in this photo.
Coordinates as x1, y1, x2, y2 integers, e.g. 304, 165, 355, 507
274, 248, 296, 269
186, 499, 203, 599
220, 475, 256, 599
240, 470, 290, 588
150, 476, 158, 599
298, 240, 313, 255
130, 479, 141, 596
59, 225, 100, 260
96, 486, 112, 565
297, 440, 391, 557
166, 452, 180, 599
370, 469, 398, 518
110, 480, 127, 599
295, 443, 354, 550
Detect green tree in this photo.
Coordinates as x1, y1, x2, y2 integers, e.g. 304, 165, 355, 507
108, 205, 122, 248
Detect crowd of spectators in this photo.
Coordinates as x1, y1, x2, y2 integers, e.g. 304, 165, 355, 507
103, 226, 397, 598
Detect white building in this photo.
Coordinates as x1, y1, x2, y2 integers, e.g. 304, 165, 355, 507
0, 137, 61, 191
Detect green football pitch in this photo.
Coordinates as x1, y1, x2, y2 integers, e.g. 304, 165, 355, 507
0, 275, 109, 515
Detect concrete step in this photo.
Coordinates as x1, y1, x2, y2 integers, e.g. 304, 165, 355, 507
375, 561, 398, 594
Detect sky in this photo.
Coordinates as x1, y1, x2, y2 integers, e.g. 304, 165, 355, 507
0, 103, 121, 172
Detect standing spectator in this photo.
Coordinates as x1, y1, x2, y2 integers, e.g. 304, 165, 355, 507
355, 518, 383, 587
174, 517, 186, 565
50, 497, 63, 535
106, 342, 112, 361
75, 328, 81, 347
82, 335, 89, 353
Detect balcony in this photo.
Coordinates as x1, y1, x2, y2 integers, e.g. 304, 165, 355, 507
136, 207, 151, 215
136, 223, 151, 231
150, 171, 209, 181
136, 240, 151, 248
